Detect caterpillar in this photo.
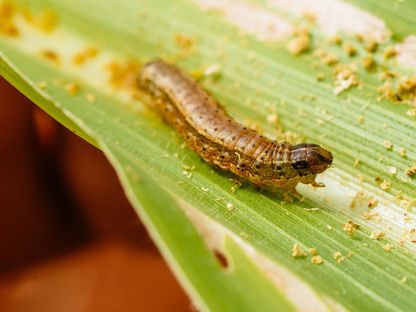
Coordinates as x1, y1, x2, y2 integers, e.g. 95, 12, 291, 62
139, 59, 333, 201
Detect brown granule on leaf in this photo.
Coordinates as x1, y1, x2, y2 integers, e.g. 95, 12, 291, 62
175, 34, 195, 50
311, 255, 324, 265
21, 7, 33, 22
287, 35, 310, 55
292, 244, 307, 258
106, 59, 141, 91
315, 72, 325, 81
367, 197, 378, 209
350, 191, 372, 209
383, 46, 397, 59
395, 191, 404, 201
343, 43, 357, 57
406, 163, 416, 177
322, 53, 338, 66
380, 77, 416, 105
355, 34, 364, 43
0, 1, 19, 37
73, 47, 99, 65
378, 82, 398, 102
364, 40, 378, 53
380, 70, 398, 82
308, 248, 318, 256
0, 1, 15, 18
383, 243, 393, 251
226, 202, 234, 211
380, 180, 391, 191
39, 9, 58, 32
333, 251, 345, 264
362, 56, 377, 71
40, 49, 60, 64
397, 76, 416, 104
370, 231, 385, 240
314, 49, 338, 66
0, 21, 19, 36
329, 35, 342, 45
28, 8, 58, 33
19, 6, 57, 33
383, 140, 393, 150
343, 220, 360, 236
36, 81, 47, 89
333, 67, 359, 95
65, 82, 79, 96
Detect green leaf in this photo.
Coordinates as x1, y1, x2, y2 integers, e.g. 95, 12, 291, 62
1, 0, 416, 310
345, 0, 416, 39
105, 145, 297, 312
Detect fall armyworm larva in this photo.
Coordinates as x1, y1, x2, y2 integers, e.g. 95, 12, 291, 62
139, 59, 333, 200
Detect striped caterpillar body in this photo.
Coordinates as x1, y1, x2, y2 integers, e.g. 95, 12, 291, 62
139, 60, 333, 200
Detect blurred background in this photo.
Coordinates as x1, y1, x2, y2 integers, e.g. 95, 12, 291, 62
0, 77, 190, 311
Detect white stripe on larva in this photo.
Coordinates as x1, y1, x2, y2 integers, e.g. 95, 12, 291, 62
197, 0, 293, 41
267, 0, 391, 43
396, 36, 416, 69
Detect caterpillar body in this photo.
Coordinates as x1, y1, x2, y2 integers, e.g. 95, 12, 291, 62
139, 60, 333, 200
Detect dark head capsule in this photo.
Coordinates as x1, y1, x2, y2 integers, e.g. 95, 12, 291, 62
291, 143, 333, 175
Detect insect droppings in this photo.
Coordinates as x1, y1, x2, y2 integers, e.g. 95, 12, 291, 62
311, 255, 324, 265
139, 60, 333, 200
292, 244, 307, 258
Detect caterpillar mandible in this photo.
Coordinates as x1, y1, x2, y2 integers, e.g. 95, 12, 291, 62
139, 59, 333, 201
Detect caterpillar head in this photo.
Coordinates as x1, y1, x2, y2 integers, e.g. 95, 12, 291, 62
290, 143, 333, 175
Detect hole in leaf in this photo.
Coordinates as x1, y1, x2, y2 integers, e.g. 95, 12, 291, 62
213, 249, 229, 269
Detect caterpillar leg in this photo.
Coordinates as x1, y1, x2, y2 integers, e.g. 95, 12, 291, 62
281, 181, 303, 202
311, 180, 325, 188
283, 189, 303, 202
301, 175, 325, 188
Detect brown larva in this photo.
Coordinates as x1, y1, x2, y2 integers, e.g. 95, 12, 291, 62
139, 59, 333, 200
